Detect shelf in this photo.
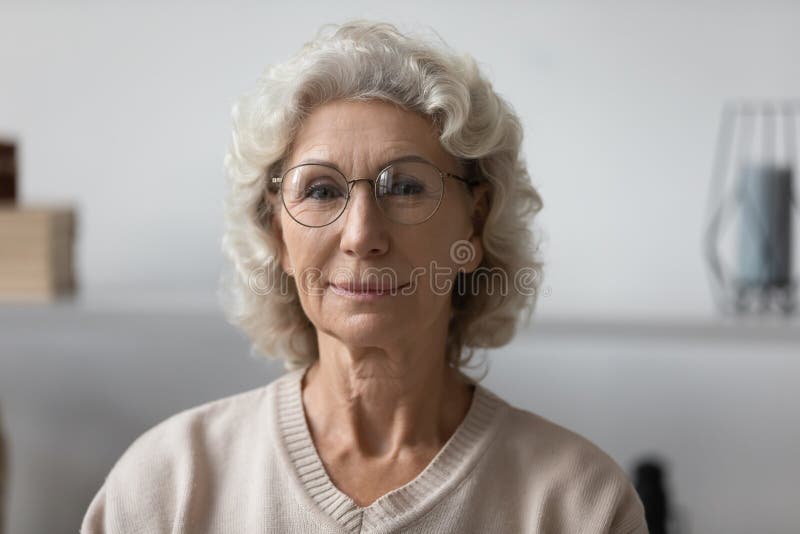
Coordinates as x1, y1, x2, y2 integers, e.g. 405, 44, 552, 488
526, 314, 800, 344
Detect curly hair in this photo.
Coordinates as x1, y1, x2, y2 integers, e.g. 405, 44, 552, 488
221, 19, 543, 376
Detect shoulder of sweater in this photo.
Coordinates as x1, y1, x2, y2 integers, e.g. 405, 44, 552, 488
488, 404, 646, 531
85, 372, 300, 531
494, 403, 633, 486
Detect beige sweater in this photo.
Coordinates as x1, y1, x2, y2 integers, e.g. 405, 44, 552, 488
81, 366, 648, 533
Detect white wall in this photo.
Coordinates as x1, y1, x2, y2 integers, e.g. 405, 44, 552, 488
2, 1, 799, 315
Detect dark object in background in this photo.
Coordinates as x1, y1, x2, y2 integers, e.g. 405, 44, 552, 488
0, 142, 15, 202
634, 458, 669, 534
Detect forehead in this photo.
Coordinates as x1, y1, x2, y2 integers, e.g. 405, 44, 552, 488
287, 100, 456, 172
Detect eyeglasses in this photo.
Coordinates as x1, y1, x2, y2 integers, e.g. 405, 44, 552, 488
271, 159, 473, 227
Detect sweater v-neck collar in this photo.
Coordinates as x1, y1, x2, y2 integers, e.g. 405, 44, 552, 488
272, 364, 508, 534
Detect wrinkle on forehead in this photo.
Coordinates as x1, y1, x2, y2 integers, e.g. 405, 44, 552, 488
286, 100, 458, 176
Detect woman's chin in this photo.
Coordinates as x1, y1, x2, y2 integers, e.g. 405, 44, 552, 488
317, 314, 410, 348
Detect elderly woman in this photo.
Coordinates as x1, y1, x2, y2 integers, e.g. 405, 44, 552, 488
82, 21, 647, 534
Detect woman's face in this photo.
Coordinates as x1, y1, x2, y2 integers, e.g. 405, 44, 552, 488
276, 100, 485, 350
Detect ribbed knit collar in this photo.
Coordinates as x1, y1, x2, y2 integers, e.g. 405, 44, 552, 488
272, 364, 509, 534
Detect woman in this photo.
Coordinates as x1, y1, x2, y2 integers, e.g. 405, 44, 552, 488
82, 21, 647, 533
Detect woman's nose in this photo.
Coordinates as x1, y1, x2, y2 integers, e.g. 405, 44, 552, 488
339, 180, 389, 258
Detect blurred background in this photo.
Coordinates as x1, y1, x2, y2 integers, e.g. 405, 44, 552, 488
1, 1, 799, 533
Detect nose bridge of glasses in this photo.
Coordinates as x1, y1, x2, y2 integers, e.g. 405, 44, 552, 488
346, 177, 378, 194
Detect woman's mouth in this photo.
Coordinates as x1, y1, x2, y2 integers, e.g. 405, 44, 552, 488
329, 282, 409, 299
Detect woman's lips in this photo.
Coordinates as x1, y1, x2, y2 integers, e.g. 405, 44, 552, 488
329, 282, 409, 298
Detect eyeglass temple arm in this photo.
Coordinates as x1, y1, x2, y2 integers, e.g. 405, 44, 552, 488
446, 172, 479, 186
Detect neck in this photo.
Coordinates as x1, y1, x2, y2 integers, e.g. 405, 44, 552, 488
301, 334, 475, 460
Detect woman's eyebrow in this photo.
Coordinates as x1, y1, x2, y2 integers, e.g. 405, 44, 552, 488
292, 154, 434, 173
293, 157, 338, 167
377, 154, 433, 169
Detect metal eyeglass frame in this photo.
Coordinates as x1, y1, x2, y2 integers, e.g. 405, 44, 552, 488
271, 159, 475, 228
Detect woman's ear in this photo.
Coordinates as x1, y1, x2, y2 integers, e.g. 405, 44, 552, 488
276, 224, 291, 276
273, 211, 294, 276
470, 182, 490, 237
264, 190, 293, 276
464, 182, 490, 273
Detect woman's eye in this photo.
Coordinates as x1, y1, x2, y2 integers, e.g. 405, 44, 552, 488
304, 183, 343, 200
389, 178, 424, 196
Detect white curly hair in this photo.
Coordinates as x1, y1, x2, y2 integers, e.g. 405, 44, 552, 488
221, 19, 543, 375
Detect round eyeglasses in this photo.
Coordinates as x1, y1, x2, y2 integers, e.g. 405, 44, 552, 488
271, 159, 474, 228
